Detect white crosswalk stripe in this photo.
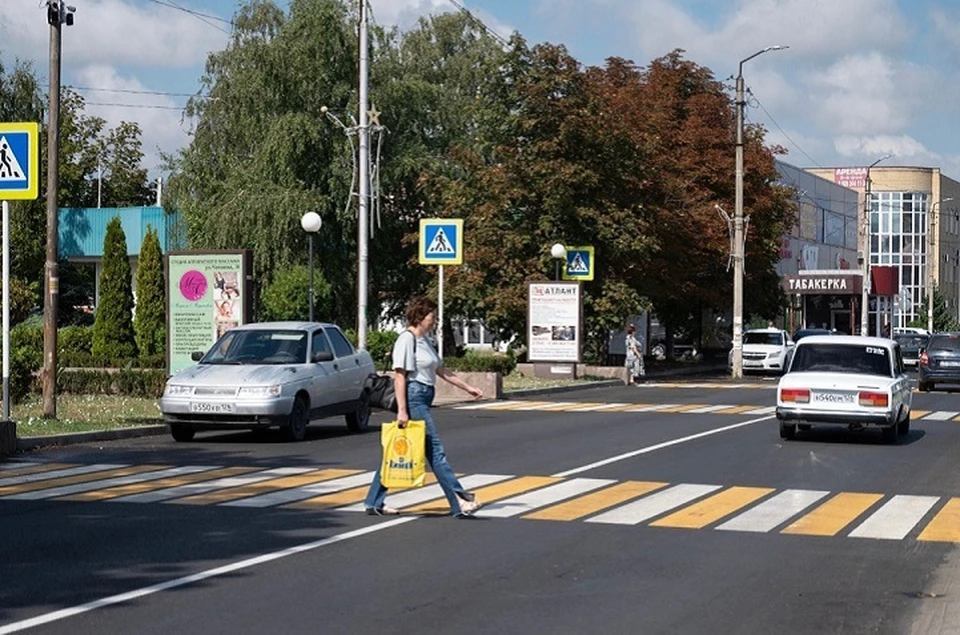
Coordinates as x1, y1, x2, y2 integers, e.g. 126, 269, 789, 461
112, 468, 314, 503
337, 474, 514, 512
716, 489, 829, 533
4, 466, 219, 501
848, 495, 940, 540
223, 471, 377, 508
921, 411, 959, 421
586, 484, 722, 525
0, 464, 125, 487
481, 478, 615, 518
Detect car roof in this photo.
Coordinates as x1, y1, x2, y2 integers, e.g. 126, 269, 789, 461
229, 321, 337, 331
796, 334, 894, 348
745, 327, 783, 333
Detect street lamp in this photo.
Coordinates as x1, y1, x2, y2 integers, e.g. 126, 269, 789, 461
551, 243, 567, 281
927, 197, 954, 332
300, 212, 322, 322
732, 45, 788, 378
860, 155, 892, 337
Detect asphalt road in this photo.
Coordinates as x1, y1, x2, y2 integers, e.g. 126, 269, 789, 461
4, 374, 960, 634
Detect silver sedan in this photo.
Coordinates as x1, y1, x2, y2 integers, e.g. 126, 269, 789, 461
160, 321, 375, 442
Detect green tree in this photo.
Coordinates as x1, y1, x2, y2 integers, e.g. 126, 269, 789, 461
910, 286, 958, 332
259, 265, 332, 322
134, 226, 166, 356
92, 217, 136, 359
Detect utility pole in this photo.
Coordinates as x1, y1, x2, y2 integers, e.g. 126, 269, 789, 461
732, 45, 787, 379
357, 0, 369, 349
42, 2, 73, 418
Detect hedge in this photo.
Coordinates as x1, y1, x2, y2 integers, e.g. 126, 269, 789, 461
57, 368, 168, 398
442, 349, 516, 375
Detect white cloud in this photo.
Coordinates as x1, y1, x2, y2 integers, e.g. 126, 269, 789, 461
834, 134, 935, 162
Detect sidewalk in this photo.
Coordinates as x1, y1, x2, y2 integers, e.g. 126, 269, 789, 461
10, 360, 729, 453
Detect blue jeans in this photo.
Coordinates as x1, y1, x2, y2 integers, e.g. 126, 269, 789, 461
364, 381, 471, 516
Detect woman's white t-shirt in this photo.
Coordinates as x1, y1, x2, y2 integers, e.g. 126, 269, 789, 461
392, 331, 441, 386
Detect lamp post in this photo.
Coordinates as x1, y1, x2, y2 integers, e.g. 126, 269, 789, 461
551, 243, 567, 281
927, 197, 954, 332
859, 155, 892, 337
732, 45, 788, 379
301, 212, 322, 322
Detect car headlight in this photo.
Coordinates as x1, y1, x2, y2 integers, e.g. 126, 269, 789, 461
769, 350, 782, 359
164, 384, 194, 397
237, 385, 282, 397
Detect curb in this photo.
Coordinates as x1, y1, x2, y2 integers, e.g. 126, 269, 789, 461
16, 425, 168, 452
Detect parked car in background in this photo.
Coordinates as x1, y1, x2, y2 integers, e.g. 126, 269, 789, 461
793, 328, 833, 342
918, 332, 960, 392
894, 332, 929, 368
160, 321, 375, 442
776, 335, 912, 443
729, 327, 794, 374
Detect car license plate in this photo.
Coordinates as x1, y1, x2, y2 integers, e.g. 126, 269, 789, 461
744, 360, 762, 367
190, 402, 236, 414
941, 361, 960, 368
812, 392, 854, 404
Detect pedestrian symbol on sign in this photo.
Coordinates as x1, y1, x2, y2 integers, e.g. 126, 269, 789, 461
568, 252, 589, 274
0, 137, 25, 180
426, 228, 455, 254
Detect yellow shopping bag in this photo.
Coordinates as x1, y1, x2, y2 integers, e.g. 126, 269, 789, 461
380, 420, 427, 489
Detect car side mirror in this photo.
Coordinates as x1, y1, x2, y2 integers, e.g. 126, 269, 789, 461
191, 351, 204, 361
312, 350, 334, 363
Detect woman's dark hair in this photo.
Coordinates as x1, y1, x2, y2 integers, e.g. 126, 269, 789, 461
406, 296, 438, 327
627, 323, 636, 334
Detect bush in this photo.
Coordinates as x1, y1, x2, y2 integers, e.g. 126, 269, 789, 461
59, 325, 93, 366
7, 322, 43, 403
259, 265, 331, 322
92, 217, 137, 358
134, 226, 166, 356
443, 349, 516, 375
57, 368, 167, 398
367, 330, 399, 371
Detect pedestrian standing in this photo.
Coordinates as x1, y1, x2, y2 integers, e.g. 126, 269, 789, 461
625, 323, 645, 385
364, 296, 485, 518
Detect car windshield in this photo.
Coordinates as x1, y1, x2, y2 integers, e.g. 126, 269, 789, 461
793, 329, 831, 341
789, 343, 892, 377
744, 332, 783, 345
894, 335, 928, 348
927, 335, 960, 352
202, 329, 307, 364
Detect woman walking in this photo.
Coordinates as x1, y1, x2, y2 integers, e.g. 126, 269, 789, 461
364, 296, 485, 518
625, 323, 645, 384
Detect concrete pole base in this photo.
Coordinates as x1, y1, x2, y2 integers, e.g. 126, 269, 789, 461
0, 420, 16, 457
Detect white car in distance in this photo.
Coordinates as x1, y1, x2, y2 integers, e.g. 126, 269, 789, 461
776, 335, 912, 443
730, 327, 795, 375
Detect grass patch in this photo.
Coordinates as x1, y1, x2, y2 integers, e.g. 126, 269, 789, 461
9, 394, 163, 437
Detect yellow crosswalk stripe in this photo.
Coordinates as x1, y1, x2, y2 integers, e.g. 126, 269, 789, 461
598, 403, 654, 412
479, 401, 556, 410
781, 492, 883, 536
655, 404, 712, 413
538, 402, 605, 411
171, 469, 363, 505
912, 410, 931, 419
918, 498, 960, 542
402, 476, 561, 514
60, 467, 277, 501
283, 474, 439, 510
650, 486, 775, 529
0, 465, 170, 495
0, 462, 78, 478
713, 405, 761, 414
524, 481, 668, 521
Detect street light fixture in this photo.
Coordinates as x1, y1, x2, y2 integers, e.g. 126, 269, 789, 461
732, 45, 788, 379
301, 212, 322, 322
927, 197, 954, 332
551, 243, 567, 281
860, 154, 892, 337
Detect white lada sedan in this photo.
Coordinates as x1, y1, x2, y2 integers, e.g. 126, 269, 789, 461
161, 322, 375, 442
776, 335, 912, 444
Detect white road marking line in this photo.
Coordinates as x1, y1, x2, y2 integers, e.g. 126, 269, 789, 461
222, 471, 377, 508
621, 404, 680, 412
480, 478, 615, 518
743, 406, 776, 415
112, 468, 314, 504
4, 466, 219, 501
685, 405, 737, 413
337, 474, 513, 512
512, 401, 578, 411
564, 403, 631, 412
716, 489, 829, 533
0, 464, 126, 487
553, 415, 775, 477
923, 411, 959, 421
0, 516, 418, 635
0, 461, 39, 471
848, 495, 940, 540
585, 484, 721, 525
454, 402, 503, 410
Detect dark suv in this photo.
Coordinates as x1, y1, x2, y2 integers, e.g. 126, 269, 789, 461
918, 332, 960, 392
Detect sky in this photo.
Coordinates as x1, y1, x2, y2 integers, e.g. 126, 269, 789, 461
1, 0, 959, 184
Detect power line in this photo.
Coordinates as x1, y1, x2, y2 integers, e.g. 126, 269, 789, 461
83, 101, 185, 110
146, 0, 232, 34
445, 0, 511, 49
747, 88, 824, 169
67, 85, 197, 98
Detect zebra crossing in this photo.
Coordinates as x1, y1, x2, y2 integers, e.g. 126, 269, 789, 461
3, 460, 960, 543
456, 399, 953, 421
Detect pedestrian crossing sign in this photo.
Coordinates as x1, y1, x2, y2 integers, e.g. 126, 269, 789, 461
0, 122, 39, 200
419, 218, 463, 265
562, 246, 594, 281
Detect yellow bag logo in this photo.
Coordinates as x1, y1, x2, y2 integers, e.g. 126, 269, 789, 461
392, 437, 409, 456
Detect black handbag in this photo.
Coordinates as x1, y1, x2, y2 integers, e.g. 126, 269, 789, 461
366, 373, 398, 412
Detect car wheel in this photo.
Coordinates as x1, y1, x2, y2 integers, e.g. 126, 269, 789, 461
779, 421, 796, 440
898, 412, 910, 436
284, 396, 309, 442
882, 425, 898, 444
170, 424, 196, 442
346, 394, 371, 433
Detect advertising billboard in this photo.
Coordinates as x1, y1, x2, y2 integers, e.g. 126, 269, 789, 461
527, 281, 583, 362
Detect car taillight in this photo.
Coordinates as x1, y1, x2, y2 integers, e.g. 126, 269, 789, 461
920, 351, 929, 366
781, 388, 810, 403
858, 391, 888, 407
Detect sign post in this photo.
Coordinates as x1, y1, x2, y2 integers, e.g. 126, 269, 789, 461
419, 219, 463, 358
0, 122, 39, 455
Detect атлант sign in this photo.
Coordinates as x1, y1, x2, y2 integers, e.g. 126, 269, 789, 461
527, 281, 582, 363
